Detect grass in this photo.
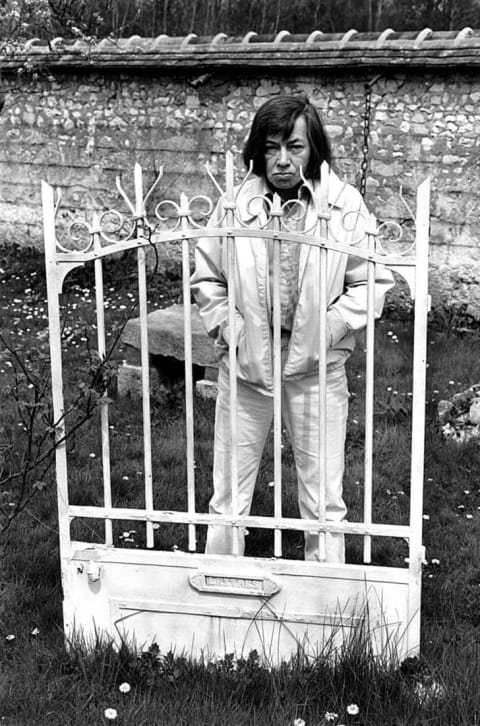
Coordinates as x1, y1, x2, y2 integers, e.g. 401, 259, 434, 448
1, 244, 480, 724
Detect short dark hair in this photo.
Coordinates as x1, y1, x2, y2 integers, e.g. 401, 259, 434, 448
243, 94, 332, 180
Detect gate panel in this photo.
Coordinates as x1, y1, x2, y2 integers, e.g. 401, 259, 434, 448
68, 549, 410, 662
43, 157, 430, 663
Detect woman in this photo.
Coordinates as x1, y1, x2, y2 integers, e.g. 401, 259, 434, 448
191, 95, 393, 562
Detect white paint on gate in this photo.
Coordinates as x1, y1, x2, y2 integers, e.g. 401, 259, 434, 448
42, 156, 430, 664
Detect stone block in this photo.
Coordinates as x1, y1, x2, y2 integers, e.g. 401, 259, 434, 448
121, 303, 217, 366
119, 303, 219, 397
195, 380, 218, 399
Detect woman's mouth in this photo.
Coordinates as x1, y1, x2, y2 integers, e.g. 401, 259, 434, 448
273, 173, 294, 182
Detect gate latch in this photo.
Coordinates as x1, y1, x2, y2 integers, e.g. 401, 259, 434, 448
86, 560, 101, 583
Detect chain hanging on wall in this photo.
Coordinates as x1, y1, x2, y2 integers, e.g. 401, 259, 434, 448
360, 75, 382, 198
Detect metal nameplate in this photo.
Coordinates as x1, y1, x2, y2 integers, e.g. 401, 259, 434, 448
189, 571, 281, 597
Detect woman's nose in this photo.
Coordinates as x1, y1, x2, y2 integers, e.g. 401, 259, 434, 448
277, 146, 290, 166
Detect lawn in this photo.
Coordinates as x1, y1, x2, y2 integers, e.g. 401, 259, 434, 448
1, 243, 480, 725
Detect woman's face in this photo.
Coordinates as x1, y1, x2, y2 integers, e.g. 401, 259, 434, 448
264, 115, 311, 194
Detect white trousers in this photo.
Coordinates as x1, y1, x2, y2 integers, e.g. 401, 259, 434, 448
206, 363, 349, 562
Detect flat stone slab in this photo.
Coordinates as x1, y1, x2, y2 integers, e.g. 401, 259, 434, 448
121, 303, 217, 367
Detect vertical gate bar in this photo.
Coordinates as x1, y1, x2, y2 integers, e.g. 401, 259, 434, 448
42, 181, 72, 628
271, 195, 283, 558
317, 162, 330, 561
93, 220, 113, 546
362, 215, 377, 563
225, 151, 240, 555
180, 195, 196, 552
407, 177, 430, 654
134, 163, 154, 548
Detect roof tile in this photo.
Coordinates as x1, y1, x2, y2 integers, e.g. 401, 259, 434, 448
2, 29, 480, 70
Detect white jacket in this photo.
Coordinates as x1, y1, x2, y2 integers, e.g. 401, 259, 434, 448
191, 171, 394, 395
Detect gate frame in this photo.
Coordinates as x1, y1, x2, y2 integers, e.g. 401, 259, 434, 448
42, 156, 430, 663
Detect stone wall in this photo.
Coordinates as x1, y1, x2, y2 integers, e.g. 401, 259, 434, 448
1, 66, 480, 314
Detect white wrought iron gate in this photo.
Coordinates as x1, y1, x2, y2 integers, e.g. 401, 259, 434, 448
43, 154, 430, 664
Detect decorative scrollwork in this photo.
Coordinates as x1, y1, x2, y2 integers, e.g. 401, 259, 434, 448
341, 208, 368, 234
151, 194, 214, 232
374, 184, 417, 256
97, 209, 136, 245
154, 199, 183, 232
334, 207, 369, 246
54, 206, 137, 252
56, 218, 94, 253
376, 220, 416, 256
243, 194, 273, 229
188, 195, 215, 228
49, 160, 419, 261
377, 220, 403, 246
279, 198, 310, 232
205, 160, 226, 196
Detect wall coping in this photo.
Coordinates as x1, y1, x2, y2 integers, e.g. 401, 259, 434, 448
2, 28, 480, 71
